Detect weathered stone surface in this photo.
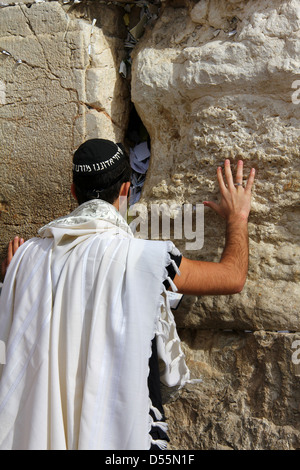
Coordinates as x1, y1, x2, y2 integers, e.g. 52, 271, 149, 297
130, 0, 300, 449
1, 0, 300, 451
131, 0, 300, 332
0, 1, 129, 266
163, 330, 300, 450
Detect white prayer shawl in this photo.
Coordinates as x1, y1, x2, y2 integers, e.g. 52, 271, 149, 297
0, 200, 190, 450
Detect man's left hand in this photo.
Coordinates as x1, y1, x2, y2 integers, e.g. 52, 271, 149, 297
1, 236, 24, 279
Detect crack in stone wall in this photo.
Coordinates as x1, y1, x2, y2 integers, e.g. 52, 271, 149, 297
0, 0, 131, 257
1, 0, 300, 450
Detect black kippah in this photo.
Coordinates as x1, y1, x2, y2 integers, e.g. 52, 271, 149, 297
73, 139, 126, 176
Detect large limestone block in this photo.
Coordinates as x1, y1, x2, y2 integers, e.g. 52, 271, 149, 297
131, 0, 300, 331
163, 330, 300, 450
0, 2, 129, 269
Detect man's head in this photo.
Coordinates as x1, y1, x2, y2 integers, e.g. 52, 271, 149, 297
72, 138, 131, 206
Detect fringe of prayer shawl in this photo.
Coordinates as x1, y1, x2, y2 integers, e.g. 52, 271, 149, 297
147, 242, 189, 450
0, 200, 200, 450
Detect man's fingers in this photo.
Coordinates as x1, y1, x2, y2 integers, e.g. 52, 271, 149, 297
216, 166, 227, 193
245, 168, 256, 192
235, 160, 243, 185
3, 237, 24, 275
12, 236, 24, 255
13, 237, 20, 256
7, 240, 13, 264
224, 159, 235, 190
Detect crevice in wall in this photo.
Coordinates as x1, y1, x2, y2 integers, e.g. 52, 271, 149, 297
67, 0, 160, 201
115, 1, 161, 206
125, 104, 151, 206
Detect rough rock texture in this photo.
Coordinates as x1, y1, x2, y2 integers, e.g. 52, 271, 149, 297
131, 0, 300, 333
130, 0, 300, 449
163, 330, 300, 450
1, 0, 300, 450
0, 1, 130, 258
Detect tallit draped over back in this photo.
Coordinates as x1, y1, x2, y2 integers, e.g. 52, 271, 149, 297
0, 200, 190, 450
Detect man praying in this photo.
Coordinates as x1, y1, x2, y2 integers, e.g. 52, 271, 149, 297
0, 138, 255, 450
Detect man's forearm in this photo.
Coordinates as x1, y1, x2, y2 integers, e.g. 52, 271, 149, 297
220, 217, 249, 292
173, 220, 249, 296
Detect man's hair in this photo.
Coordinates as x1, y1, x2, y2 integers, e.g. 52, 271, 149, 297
73, 151, 132, 205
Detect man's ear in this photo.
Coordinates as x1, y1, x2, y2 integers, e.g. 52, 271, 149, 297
71, 183, 77, 201
119, 181, 131, 198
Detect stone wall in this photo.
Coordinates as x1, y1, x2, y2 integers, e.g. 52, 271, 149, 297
0, 0, 130, 249
1, 0, 300, 449
131, 0, 300, 449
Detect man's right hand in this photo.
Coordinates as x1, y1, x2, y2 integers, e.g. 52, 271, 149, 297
203, 159, 255, 222
172, 160, 255, 296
